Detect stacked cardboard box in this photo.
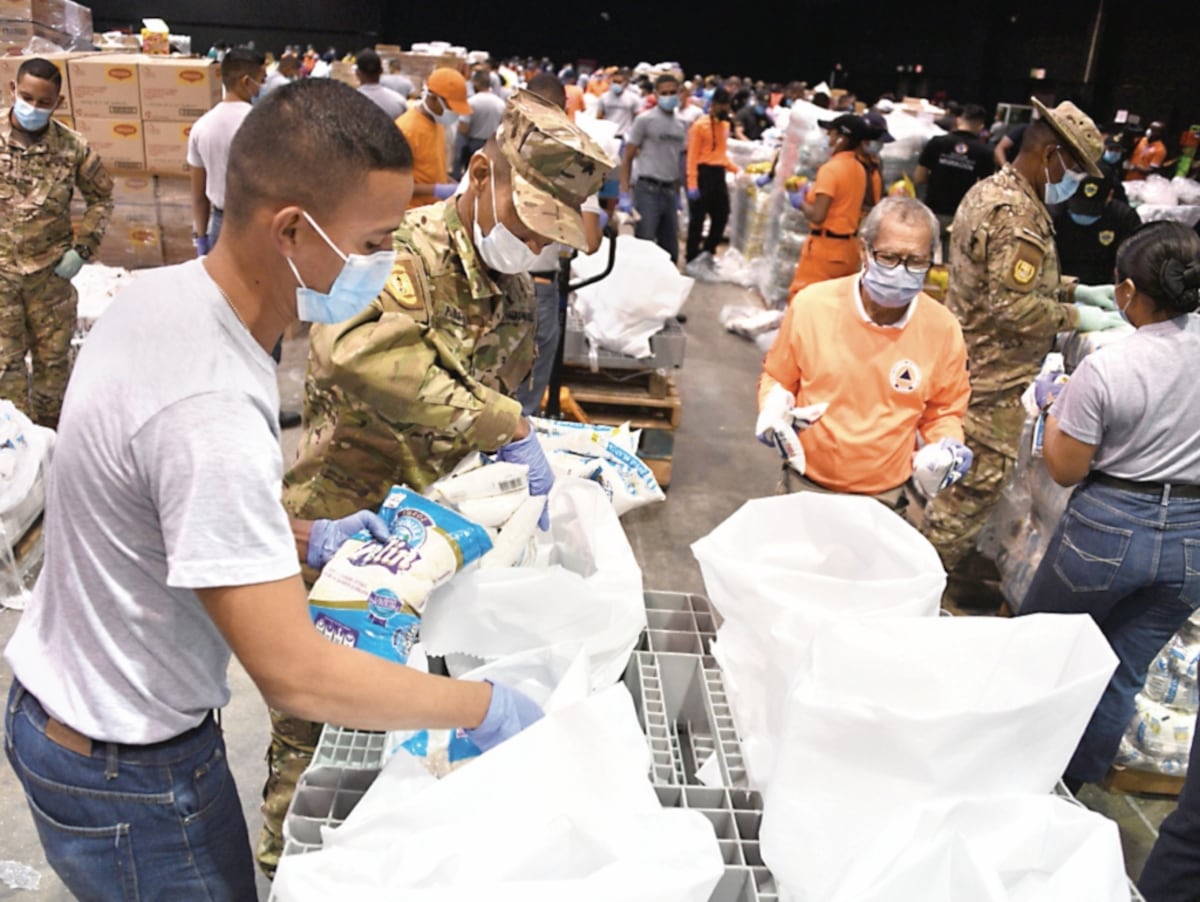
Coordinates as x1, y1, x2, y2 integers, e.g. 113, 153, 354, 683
72, 173, 193, 269
0, 0, 91, 53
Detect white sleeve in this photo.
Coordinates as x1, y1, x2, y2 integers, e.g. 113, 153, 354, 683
582, 193, 603, 215
131, 391, 300, 589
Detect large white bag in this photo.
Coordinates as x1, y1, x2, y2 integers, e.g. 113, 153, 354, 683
827, 796, 1128, 902
271, 686, 725, 902
759, 615, 1118, 902
420, 477, 646, 689
691, 494, 945, 788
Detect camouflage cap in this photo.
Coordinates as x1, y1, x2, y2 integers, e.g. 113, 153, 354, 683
1031, 97, 1103, 178
496, 89, 615, 251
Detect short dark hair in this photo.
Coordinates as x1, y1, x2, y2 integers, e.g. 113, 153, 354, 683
811, 92, 831, 109
527, 72, 566, 109
1116, 222, 1200, 314
960, 104, 988, 127
710, 87, 731, 106
655, 73, 679, 91
16, 57, 61, 91
471, 69, 491, 90
277, 55, 300, 74
225, 79, 412, 225
221, 46, 265, 89
356, 48, 382, 78
1020, 119, 1059, 154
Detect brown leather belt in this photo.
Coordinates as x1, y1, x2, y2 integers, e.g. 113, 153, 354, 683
1090, 472, 1200, 499
45, 715, 95, 756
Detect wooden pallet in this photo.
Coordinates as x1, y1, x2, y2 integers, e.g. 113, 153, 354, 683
14, 516, 42, 564
563, 377, 682, 431
1102, 764, 1185, 797
561, 365, 674, 400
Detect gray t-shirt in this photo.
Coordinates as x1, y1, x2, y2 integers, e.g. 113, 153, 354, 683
1052, 314, 1200, 483
628, 107, 687, 183
358, 82, 407, 120
5, 259, 300, 743
597, 90, 642, 136
380, 73, 414, 97
463, 91, 506, 141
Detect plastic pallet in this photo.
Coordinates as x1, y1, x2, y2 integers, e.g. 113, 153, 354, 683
563, 311, 687, 371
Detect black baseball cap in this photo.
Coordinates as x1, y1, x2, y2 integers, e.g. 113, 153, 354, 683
817, 113, 870, 142
862, 110, 894, 143
1068, 176, 1111, 216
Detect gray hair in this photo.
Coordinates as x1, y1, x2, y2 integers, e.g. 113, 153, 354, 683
859, 196, 939, 257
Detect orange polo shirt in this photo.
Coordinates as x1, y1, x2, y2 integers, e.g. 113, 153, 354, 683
759, 275, 970, 493
685, 114, 738, 190
1125, 137, 1167, 181
396, 106, 447, 207
788, 150, 871, 294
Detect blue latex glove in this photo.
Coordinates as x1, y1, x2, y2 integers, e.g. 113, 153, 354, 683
912, 438, 974, 498
617, 191, 634, 214
686, 187, 701, 202
433, 182, 458, 200
1073, 283, 1117, 311
1033, 370, 1068, 410
787, 185, 809, 209
465, 680, 544, 752
939, 438, 973, 489
53, 248, 84, 279
193, 234, 211, 256
1074, 304, 1125, 332
496, 428, 555, 530
755, 173, 772, 188
306, 510, 390, 570
596, 210, 610, 232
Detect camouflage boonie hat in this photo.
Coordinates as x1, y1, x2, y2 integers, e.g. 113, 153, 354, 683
1031, 98, 1103, 178
496, 89, 615, 251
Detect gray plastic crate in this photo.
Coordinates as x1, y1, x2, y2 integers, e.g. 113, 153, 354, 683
563, 310, 686, 371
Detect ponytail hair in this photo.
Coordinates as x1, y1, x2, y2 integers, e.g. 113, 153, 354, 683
1115, 221, 1200, 314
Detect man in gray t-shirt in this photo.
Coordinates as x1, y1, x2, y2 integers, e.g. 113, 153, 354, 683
355, 48, 406, 120
3, 79, 540, 901
618, 73, 688, 262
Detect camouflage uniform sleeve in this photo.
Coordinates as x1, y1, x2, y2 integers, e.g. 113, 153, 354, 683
324, 300, 524, 454
972, 206, 1077, 338
73, 140, 114, 256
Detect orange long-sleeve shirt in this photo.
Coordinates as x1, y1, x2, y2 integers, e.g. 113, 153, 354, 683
685, 114, 739, 191
1125, 137, 1167, 181
759, 275, 971, 493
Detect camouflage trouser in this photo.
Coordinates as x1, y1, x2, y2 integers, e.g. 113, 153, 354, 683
256, 708, 323, 879
920, 442, 1016, 609
0, 264, 77, 428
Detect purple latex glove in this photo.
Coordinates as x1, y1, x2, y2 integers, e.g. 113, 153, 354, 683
307, 510, 390, 570
787, 185, 808, 209
617, 191, 634, 214
193, 234, 211, 256
755, 173, 772, 188
465, 680, 544, 752
1033, 370, 1068, 410
433, 182, 457, 200
497, 429, 555, 530
597, 210, 610, 232
686, 187, 701, 201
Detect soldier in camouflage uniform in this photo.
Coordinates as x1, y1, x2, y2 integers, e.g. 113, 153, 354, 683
1, 58, 113, 428
255, 89, 613, 876
921, 99, 1124, 609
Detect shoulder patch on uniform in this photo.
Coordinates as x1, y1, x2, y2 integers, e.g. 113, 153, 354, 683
382, 254, 425, 310
1004, 235, 1046, 292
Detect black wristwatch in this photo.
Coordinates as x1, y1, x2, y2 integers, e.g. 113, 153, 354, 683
74, 245, 93, 261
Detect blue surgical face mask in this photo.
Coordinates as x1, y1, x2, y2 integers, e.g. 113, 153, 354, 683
657, 94, 679, 113
1102, 150, 1120, 164
1045, 150, 1086, 205
13, 97, 52, 131
755, 103, 766, 115
611, 83, 625, 96
862, 257, 926, 308
287, 211, 396, 324
1068, 210, 1101, 227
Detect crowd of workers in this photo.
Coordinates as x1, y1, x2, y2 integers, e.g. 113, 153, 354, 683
1, 41, 1199, 901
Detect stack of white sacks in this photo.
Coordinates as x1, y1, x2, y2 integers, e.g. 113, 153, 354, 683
692, 493, 1130, 902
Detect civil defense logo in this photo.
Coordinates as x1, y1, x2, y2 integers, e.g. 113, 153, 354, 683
890, 359, 922, 393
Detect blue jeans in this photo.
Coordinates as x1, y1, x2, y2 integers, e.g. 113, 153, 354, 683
1019, 482, 1200, 783
208, 207, 224, 247
4, 679, 256, 901
633, 179, 680, 263
516, 279, 561, 415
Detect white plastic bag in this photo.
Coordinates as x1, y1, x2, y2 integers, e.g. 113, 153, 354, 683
572, 235, 694, 358
826, 796, 1128, 902
271, 686, 725, 902
692, 493, 945, 788
420, 477, 646, 689
759, 614, 1118, 902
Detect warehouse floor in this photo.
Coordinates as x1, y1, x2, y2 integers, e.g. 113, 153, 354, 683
0, 275, 1177, 899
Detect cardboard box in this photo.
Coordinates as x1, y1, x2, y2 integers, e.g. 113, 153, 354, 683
53, 113, 72, 130
155, 174, 191, 206
97, 204, 163, 269
392, 51, 468, 90
0, 18, 69, 51
0, 0, 62, 27
0, 51, 80, 115
73, 115, 145, 170
110, 173, 157, 205
141, 119, 191, 175
158, 201, 193, 265
68, 54, 141, 118
138, 56, 219, 120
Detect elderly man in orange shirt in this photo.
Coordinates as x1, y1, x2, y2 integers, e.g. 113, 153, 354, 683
757, 196, 973, 517
396, 67, 472, 206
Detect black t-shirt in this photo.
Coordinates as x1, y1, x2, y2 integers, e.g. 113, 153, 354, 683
1051, 200, 1143, 284
736, 105, 772, 141
918, 130, 996, 216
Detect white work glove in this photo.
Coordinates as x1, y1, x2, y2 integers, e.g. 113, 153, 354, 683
755, 385, 795, 446
912, 438, 974, 499
1073, 283, 1117, 311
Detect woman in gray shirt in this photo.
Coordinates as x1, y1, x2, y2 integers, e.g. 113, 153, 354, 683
1020, 221, 1200, 791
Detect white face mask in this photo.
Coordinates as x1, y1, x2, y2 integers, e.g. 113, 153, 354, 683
473, 162, 540, 274
423, 90, 458, 127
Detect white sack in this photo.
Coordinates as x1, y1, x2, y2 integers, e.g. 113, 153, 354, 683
271, 686, 725, 902
691, 493, 944, 788
760, 614, 1118, 902
420, 477, 645, 689
572, 235, 694, 358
